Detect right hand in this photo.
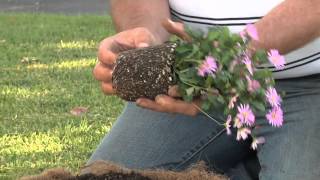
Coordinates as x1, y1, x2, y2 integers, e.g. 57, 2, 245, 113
93, 27, 160, 95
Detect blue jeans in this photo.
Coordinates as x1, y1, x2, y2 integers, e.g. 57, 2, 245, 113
88, 74, 320, 180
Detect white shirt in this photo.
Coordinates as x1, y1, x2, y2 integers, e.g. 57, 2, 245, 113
169, 0, 320, 79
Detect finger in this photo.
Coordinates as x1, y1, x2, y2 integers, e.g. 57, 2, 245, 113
93, 62, 113, 82
136, 98, 166, 112
99, 38, 137, 66
162, 19, 192, 42
168, 85, 181, 97
111, 39, 135, 52
137, 95, 200, 116
155, 95, 199, 116
98, 30, 153, 66
98, 38, 117, 66
101, 82, 115, 95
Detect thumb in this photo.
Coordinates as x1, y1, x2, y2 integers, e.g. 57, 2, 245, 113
162, 19, 192, 42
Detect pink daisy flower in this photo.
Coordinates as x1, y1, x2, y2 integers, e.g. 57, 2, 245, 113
246, 75, 261, 93
244, 24, 259, 41
265, 87, 281, 107
251, 137, 266, 150
266, 107, 284, 127
242, 56, 254, 75
236, 128, 251, 141
237, 104, 255, 126
198, 56, 218, 77
249, 80, 261, 93
268, 49, 285, 70
225, 115, 232, 135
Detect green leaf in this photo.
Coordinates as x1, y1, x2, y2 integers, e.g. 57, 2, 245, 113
253, 50, 268, 64
236, 79, 246, 91
207, 94, 216, 103
185, 44, 200, 58
254, 69, 272, 80
178, 69, 201, 85
251, 101, 266, 112
207, 29, 219, 41
201, 100, 211, 111
217, 95, 225, 104
185, 26, 204, 40
231, 33, 242, 43
256, 88, 266, 98
186, 87, 195, 96
200, 40, 211, 53
183, 94, 194, 102
205, 76, 214, 87
175, 44, 191, 54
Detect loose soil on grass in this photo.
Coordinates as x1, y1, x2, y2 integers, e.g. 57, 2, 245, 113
20, 161, 227, 180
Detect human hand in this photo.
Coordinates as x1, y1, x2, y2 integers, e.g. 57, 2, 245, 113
136, 19, 201, 116
136, 85, 201, 116
93, 27, 160, 94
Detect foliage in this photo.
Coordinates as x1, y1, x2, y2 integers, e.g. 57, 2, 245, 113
172, 25, 285, 148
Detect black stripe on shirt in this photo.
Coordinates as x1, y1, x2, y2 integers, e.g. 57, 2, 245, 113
272, 56, 320, 73
170, 7, 263, 21
257, 52, 320, 69
171, 13, 253, 26
169, 8, 320, 73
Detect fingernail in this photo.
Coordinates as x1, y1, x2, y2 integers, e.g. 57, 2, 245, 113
168, 19, 174, 25
155, 95, 165, 104
136, 99, 142, 105
137, 43, 149, 48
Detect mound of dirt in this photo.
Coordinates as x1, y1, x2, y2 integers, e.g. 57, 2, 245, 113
20, 160, 227, 180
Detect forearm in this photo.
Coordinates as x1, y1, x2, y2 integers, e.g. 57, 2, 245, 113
110, 0, 170, 43
255, 0, 320, 54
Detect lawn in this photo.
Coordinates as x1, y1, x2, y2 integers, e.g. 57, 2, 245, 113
0, 13, 124, 179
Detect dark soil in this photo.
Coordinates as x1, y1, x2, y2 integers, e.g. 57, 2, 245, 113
19, 161, 228, 180
77, 172, 151, 180
112, 42, 176, 101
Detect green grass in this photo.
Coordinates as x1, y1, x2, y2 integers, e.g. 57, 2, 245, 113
0, 13, 124, 179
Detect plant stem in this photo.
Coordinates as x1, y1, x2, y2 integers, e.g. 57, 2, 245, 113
182, 59, 201, 64
179, 78, 206, 90
192, 103, 224, 126
178, 77, 220, 96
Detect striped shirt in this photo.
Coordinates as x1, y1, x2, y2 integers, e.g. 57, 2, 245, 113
169, 0, 320, 79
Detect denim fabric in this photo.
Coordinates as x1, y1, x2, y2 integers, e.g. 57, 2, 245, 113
87, 74, 320, 180
254, 75, 320, 180
87, 103, 253, 177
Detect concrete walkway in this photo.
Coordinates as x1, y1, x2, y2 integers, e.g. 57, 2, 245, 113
0, 0, 109, 14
